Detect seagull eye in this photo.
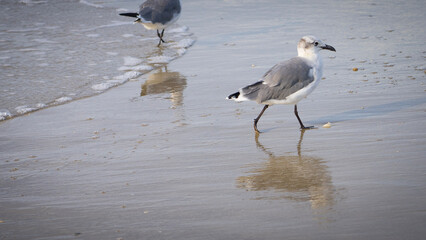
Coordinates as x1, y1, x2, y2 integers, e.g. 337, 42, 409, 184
314, 41, 319, 46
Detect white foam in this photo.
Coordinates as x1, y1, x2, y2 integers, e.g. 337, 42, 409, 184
118, 64, 153, 72
93, 80, 125, 91
79, 0, 104, 8
114, 71, 142, 82
91, 71, 142, 92
19, 0, 47, 5
80, 22, 129, 32
171, 39, 195, 56
36, 103, 47, 108
15, 106, 36, 114
168, 26, 189, 33
123, 56, 143, 66
174, 39, 196, 49
148, 56, 175, 64
116, 8, 129, 12
122, 34, 134, 38
176, 48, 187, 56
91, 82, 116, 91
0, 110, 12, 121
55, 97, 72, 103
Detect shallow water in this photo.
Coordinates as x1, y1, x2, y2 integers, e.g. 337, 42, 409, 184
1, 0, 426, 239
0, 0, 194, 120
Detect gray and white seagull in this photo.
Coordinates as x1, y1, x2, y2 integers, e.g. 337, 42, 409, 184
119, 0, 181, 46
227, 36, 336, 133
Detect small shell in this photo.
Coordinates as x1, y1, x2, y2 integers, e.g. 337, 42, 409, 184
352, 67, 359, 71
322, 122, 332, 128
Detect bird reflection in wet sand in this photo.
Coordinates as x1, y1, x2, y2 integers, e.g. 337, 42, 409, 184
141, 68, 186, 108
236, 130, 337, 213
141, 68, 187, 125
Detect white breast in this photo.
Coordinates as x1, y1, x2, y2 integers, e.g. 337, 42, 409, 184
263, 58, 323, 106
139, 13, 180, 30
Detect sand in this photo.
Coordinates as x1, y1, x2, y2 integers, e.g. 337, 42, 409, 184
1, 0, 426, 239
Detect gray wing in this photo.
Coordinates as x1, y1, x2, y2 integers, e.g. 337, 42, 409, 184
139, 0, 181, 24
241, 57, 314, 103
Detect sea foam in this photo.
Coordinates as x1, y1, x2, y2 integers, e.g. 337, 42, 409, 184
91, 71, 142, 92
0, 110, 12, 121
79, 0, 103, 8
148, 56, 176, 64
168, 26, 189, 33
118, 65, 153, 72
123, 56, 143, 66
55, 97, 73, 103
15, 106, 37, 114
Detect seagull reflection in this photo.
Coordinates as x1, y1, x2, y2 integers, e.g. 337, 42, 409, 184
141, 68, 186, 108
236, 131, 336, 211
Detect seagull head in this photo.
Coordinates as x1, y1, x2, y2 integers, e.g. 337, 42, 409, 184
297, 36, 336, 59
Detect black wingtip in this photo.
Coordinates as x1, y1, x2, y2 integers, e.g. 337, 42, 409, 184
227, 92, 240, 100
119, 12, 139, 18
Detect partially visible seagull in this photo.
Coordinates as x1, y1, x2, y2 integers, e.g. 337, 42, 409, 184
227, 36, 336, 133
119, 0, 181, 46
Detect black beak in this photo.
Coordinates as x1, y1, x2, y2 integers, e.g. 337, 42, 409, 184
322, 44, 336, 52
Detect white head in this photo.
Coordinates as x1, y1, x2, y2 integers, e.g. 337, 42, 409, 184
297, 36, 336, 59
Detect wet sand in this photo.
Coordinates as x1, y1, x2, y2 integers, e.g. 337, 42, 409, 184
1, 0, 426, 239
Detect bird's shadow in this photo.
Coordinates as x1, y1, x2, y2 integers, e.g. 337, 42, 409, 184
311, 97, 426, 124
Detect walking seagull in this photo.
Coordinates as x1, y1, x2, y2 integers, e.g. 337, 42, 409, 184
227, 36, 336, 133
119, 0, 181, 46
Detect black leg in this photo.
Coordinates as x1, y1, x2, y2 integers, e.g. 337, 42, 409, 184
294, 105, 314, 129
157, 30, 161, 46
254, 105, 269, 133
157, 29, 166, 46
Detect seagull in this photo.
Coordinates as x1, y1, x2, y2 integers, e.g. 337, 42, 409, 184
119, 0, 181, 46
227, 36, 336, 133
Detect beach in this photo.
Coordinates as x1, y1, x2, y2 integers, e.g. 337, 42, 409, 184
1, 0, 426, 239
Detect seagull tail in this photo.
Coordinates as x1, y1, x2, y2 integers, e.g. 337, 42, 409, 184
119, 12, 139, 18
227, 92, 240, 100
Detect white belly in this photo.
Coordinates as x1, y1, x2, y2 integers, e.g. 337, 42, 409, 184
139, 13, 180, 30
262, 77, 321, 105
140, 22, 166, 30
